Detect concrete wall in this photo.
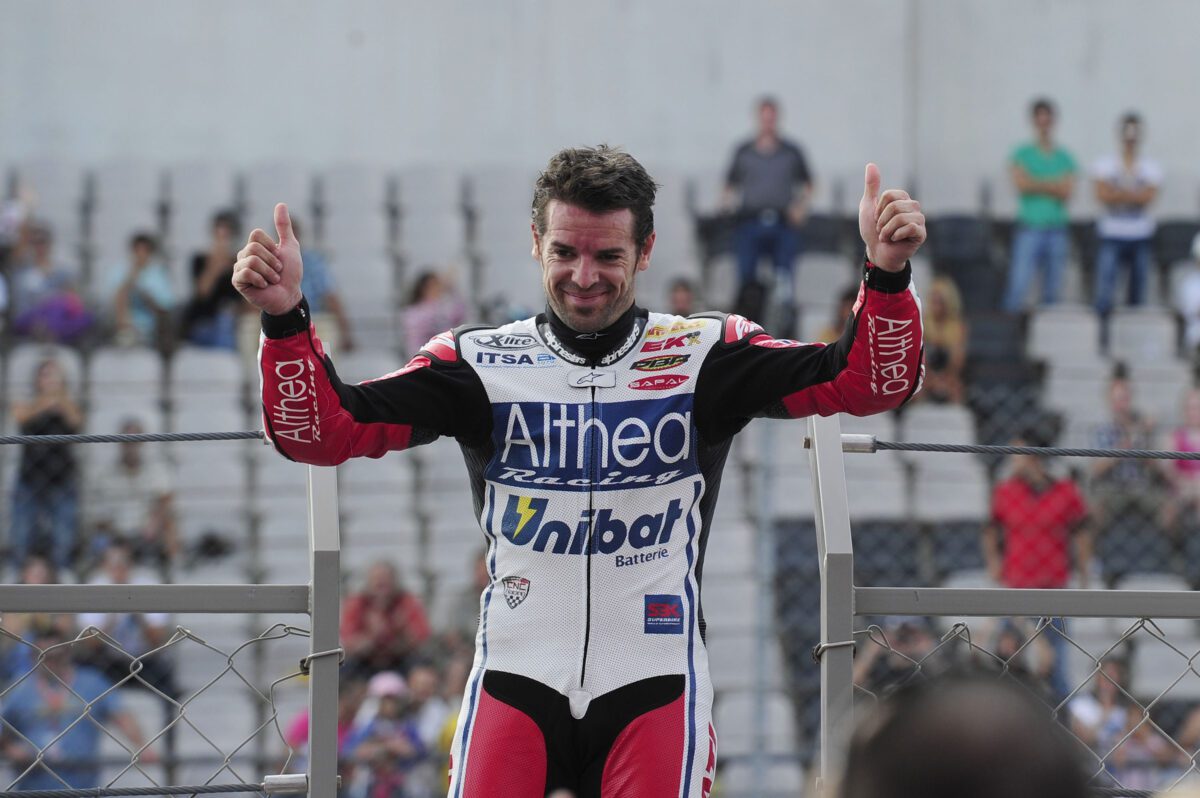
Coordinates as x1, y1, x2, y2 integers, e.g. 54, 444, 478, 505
2, 0, 1197, 214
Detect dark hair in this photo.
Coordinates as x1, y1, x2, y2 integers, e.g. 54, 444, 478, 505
531, 145, 658, 250
1030, 97, 1055, 117
129, 231, 158, 252
1120, 111, 1142, 128
669, 277, 695, 294
840, 673, 1088, 798
408, 270, 440, 306
758, 95, 779, 112
211, 209, 241, 236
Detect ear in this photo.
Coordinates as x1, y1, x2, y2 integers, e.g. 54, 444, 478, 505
531, 223, 541, 261
636, 231, 656, 272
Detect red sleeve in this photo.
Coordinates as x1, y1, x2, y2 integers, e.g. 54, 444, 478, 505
694, 261, 924, 442
398, 593, 432, 646
258, 298, 490, 466
341, 594, 366, 638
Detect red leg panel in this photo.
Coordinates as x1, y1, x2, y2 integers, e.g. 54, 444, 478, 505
462, 687, 548, 798
600, 694, 686, 798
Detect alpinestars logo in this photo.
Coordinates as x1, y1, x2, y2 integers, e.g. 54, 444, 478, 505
502, 576, 530, 608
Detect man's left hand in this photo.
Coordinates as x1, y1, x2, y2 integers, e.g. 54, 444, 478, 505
858, 163, 926, 272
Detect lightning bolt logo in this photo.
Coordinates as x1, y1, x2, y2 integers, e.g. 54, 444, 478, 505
512, 496, 538, 541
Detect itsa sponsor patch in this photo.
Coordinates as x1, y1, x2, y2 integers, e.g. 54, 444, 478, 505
640, 331, 701, 352
644, 594, 685, 634
502, 576, 530, 608
471, 332, 539, 351
475, 351, 556, 368
631, 355, 689, 372
628, 375, 689, 391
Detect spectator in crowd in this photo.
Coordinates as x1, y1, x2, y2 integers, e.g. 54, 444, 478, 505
667, 277, 698, 317
1069, 658, 1179, 789
0, 627, 156, 791
1003, 98, 1077, 313
342, 561, 432, 676
1174, 233, 1200, 365
401, 270, 466, 354
345, 672, 426, 798
839, 673, 1088, 798
816, 284, 858, 343
1092, 112, 1162, 318
991, 623, 1057, 699
982, 430, 1091, 698
9, 220, 92, 342
919, 276, 968, 404
181, 210, 243, 349
10, 357, 83, 571
852, 616, 939, 692
441, 549, 489, 659
78, 540, 179, 707
295, 218, 356, 352
284, 674, 367, 778
406, 662, 450, 753
107, 232, 175, 348
0, 555, 76, 682
1091, 374, 1166, 531
85, 417, 179, 570
1163, 387, 1200, 532
722, 96, 813, 325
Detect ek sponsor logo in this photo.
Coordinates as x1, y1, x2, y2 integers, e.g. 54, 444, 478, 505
628, 375, 689, 391
631, 355, 689, 372
640, 331, 701, 352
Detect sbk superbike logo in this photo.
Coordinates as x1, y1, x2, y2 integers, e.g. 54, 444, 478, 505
629, 375, 689, 391
631, 355, 689, 372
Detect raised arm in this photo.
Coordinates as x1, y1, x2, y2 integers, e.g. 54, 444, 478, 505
235, 205, 490, 465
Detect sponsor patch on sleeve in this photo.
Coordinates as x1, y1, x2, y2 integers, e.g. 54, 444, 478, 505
419, 330, 458, 362
723, 314, 764, 344
644, 594, 685, 634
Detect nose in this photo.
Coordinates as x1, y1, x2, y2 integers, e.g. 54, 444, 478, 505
572, 256, 599, 289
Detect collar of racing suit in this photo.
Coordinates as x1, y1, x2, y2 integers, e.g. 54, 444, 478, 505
539, 303, 648, 366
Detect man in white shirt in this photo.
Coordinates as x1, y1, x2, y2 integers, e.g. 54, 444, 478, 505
1091, 112, 1163, 317
1174, 233, 1200, 361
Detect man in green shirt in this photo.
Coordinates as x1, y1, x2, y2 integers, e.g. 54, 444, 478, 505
1003, 98, 1077, 313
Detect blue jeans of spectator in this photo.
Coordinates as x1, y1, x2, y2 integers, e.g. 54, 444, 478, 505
1003, 225, 1068, 312
735, 216, 802, 299
1093, 237, 1153, 316
10, 479, 79, 570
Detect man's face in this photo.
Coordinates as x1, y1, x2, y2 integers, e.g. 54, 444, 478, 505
532, 201, 654, 333
1121, 119, 1141, 149
758, 103, 778, 135
1033, 107, 1055, 138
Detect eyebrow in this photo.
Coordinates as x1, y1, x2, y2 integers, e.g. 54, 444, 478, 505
548, 240, 626, 257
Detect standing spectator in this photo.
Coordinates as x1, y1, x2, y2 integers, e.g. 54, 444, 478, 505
982, 430, 1091, 698
85, 417, 180, 570
107, 232, 175, 348
0, 556, 75, 682
1175, 233, 1200, 365
723, 96, 814, 325
181, 210, 243, 349
1092, 113, 1162, 317
345, 675, 425, 798
667, 277, 698, 317
1002, 98, 1077, 313
1091, 374, 1166, 530
0, 628, 155, 791
283, 675, 368, 779
401, 270, 465, 353
919, 276, 968, 404
9, 221, 92, 342
342, 561, 432, 676
9, 357, 83, 570
1165, 388, 1200, 531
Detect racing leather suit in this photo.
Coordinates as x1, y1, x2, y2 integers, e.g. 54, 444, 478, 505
257, 260, 923, 798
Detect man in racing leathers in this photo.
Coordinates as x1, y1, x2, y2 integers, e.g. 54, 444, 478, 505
233, 146, 926, 798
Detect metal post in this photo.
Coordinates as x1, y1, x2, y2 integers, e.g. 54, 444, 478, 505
808, 415, 855, 793
306, 465, 342, 797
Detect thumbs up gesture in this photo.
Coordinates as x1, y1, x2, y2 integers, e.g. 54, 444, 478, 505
233, 203, 305, 315
858, 163, 926, 272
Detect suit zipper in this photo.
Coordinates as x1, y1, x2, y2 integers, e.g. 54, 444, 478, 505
579, 383, 597, 687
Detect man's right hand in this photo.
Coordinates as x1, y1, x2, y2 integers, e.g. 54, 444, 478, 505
233, 203, 304, 316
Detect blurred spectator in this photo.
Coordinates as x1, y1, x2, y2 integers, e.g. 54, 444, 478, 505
401, 270, 466, 353
284, 674, 367, 777
181, 210, 243, 349
0, 556, 76, 682
918, 276, 968, 404
982, 430, 1091, 697
441, 549, 489, 658
1163, 387, 1200, 532
10, 357, 83, 570
991, 622, 1056, 697
342, 562, 432, 676
9, 220, 92, 342
1092, 112, 1162, 317
839, 673, 1089, 798
0, 627, 155, 791
816, 284, 858, 343
852, 616, 939, 692
107, 232, 175, 348
85, 417, 179, 570
1069, 658, 1179, 789
722, 96, 813, 325
668, 277, 697, 317
78, 540, 179, 706
296, 219, 355, 352
1003, 98, 1077, 313
345, 672, 426, 798
407, 662, 450, 753
1090, 374, 1166, 530
1174, 233, 1200, 364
